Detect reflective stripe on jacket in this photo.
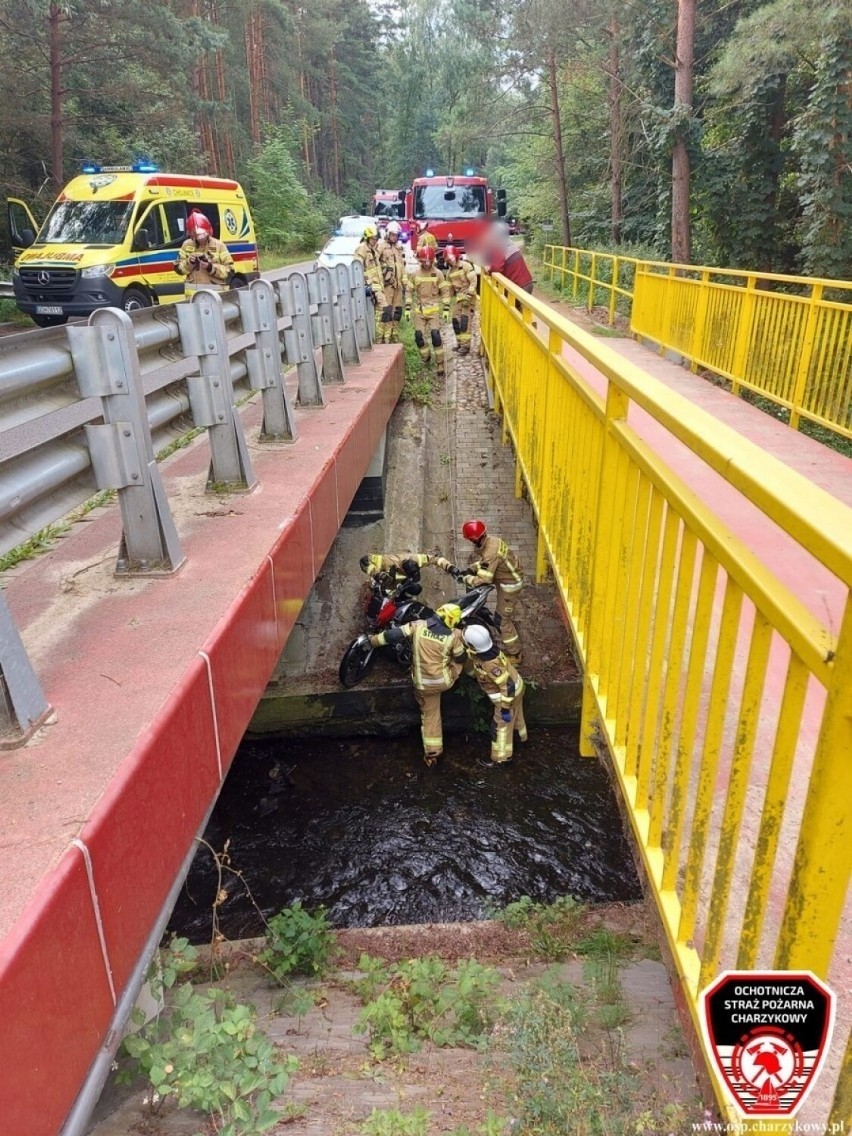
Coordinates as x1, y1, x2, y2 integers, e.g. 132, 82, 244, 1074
468, 535, 524, 590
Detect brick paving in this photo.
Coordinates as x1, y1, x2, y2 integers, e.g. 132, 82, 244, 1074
441, 320, 576, 684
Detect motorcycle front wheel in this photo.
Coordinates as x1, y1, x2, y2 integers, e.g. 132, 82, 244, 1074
339, 638, 376, 688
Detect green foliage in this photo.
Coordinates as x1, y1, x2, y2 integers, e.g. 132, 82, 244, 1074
494, 895, 585, 959
119, 982, 297, 1136
360, 1106, 431, 1136
353, 955, 502, 1059
400, 320, 440, 406
246, 128, 329, 253
257, 900, 336, 981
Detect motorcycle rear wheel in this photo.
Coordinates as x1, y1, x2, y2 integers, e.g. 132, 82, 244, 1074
339, 638, 376, 688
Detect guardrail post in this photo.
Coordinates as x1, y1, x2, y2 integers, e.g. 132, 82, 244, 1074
334, 263, 361, 365
286, 271, 325, 408
68, 308, 185, 573
176, 290, 257, 490
608, 256, 619, 325
0, 592, 49, 745
789, 283, 823, 430
237, 280, 298, 441
589, 252, 597, 310
349, 259, 373, 349
314, 266, 345, 384
689, 269, 711, 372
729, 275, 758, 394
572, 249, 580, 299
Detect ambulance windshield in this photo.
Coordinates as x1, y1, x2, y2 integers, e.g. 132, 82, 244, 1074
38, 200, 134, 245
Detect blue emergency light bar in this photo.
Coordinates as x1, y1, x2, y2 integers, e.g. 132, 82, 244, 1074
465, 167, 475, 176
425, 168, 435, 177
79, 159, 159, 175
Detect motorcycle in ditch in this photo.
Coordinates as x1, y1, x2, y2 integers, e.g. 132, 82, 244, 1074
338, 568, 500, 688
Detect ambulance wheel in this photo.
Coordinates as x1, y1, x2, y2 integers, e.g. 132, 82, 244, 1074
230, 274, 248, 289
32, 313, 68, 328
122, 287, 152, 314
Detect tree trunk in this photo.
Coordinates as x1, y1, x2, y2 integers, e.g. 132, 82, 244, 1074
48, 3, 63, 189
547, 47, 572, 248
609, 13, 623, 245
671, 0, 695, 263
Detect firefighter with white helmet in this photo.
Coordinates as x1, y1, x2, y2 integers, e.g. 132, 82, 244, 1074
444, 244, 477, 355
376, 220, 407, 343
463, 624, 527, 766
369, 603, 465, 765
409, 244, 451, 376
354, 224, 388, 333
175, 210, 234, 292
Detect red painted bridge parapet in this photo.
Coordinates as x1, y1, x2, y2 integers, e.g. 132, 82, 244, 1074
0, 345, 403, 1136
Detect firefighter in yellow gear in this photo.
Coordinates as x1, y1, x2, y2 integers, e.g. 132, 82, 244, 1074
360, 551, 432, 587
463, 625, 527, 766
409, 245, 451, 376
175, 210, 234, 292
354, 224, 387, 333
458, 519, 524, 660
444, 245, 477, 355
376, 221, 407, 343
370, 603, 465, 765
415, 222, 438, 256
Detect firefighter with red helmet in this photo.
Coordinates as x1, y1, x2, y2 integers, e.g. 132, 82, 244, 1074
444, 245, 477, 355
175, 211, 234, 292
369, 603, 466, 765
376, 221, 407, 343
409, 245, 451, 376
457, 520, 524, 660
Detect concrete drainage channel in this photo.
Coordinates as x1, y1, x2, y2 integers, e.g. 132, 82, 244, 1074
87, 337, 705, 1134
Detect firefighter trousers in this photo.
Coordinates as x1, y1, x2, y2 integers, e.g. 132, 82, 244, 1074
491, 689, 528, 762
412, 309, 444, 372
496, 586, 523, 659
414, 685, 450, 762
378, 285, 404, 343
451, 301, 475, 353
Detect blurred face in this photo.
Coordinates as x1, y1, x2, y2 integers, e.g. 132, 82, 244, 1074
388, 230, 399, 244
190, 226, 209, 244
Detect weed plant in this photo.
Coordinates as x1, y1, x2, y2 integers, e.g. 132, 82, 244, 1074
353, 954, 501, 1059
119, 937, 296, 1136
258, 900, 336, 981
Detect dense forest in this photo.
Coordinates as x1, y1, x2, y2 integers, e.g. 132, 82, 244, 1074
0, 0, 849, 275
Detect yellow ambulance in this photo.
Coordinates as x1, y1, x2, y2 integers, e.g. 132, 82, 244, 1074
8, 161, 260, 326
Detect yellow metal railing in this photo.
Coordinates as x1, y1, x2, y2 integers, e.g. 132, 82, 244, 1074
541, 245, 852, 440
480, 272, 852, 1127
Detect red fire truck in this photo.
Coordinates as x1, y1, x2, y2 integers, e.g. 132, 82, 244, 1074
370, 189, 411, 239
405, 171, 506, 260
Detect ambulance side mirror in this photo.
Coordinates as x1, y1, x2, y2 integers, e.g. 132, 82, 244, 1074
19, 228, 35, 248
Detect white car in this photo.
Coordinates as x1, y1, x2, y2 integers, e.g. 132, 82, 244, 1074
337, 215, 375, 237
316, 234, 360, 270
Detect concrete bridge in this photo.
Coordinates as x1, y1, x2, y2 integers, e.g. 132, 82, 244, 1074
0, 256, 849, 1134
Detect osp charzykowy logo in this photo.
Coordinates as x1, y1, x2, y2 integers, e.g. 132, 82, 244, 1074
701, 971, 835, 1117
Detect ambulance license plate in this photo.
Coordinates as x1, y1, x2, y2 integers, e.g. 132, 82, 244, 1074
35, 305, 64, 315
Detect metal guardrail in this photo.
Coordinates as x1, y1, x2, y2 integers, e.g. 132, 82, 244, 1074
0, 281, 14, 299
480, 271, 851, 1127
0, 260, 374, 739
541, 245, 852, 440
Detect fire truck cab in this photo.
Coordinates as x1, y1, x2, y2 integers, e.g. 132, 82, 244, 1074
406, 171, 506, 262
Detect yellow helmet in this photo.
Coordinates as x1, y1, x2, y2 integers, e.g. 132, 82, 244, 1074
363, 224, 378, 240
436, 603, 462, 629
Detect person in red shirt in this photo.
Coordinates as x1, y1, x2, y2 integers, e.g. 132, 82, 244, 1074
483, 222, 534, 295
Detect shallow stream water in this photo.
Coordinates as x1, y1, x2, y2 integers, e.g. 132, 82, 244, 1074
168, 726, 642, 942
